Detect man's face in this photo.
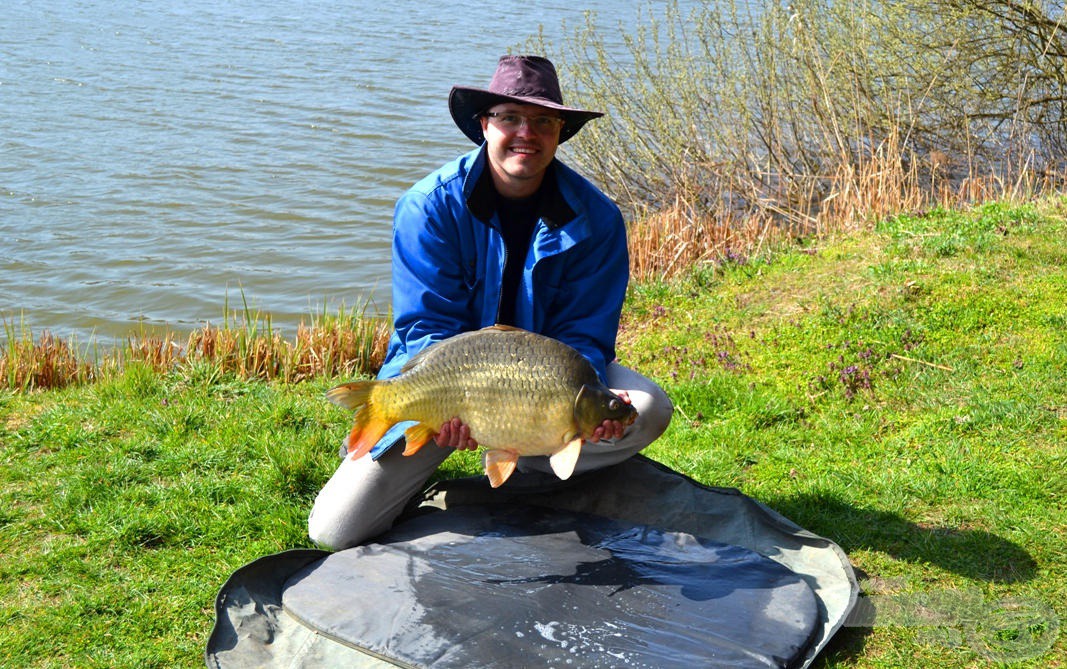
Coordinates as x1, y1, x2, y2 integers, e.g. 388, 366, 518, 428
479, 103, 563, 199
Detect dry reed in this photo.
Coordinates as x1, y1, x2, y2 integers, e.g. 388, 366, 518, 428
1, 306, 392, 392
1, 329, 99, 390
628, 199, 782, 283
626, 127, 1066, 282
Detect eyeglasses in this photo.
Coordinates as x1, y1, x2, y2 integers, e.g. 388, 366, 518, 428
483, 111, 565, 134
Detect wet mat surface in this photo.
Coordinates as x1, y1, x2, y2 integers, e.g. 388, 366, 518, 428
282, 504, 820, 668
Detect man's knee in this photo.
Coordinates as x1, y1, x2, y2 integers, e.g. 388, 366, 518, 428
307, 512, 344, 551
639, 380, 674, 440
609, 363, 673, 443
308, 493, 367, 551
307, 443, 451, 551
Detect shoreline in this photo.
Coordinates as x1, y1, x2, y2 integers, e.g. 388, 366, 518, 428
4, 194, 1066, 391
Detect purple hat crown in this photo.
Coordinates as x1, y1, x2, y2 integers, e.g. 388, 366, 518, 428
448, 55, 603, 145
488, 56, 563, 105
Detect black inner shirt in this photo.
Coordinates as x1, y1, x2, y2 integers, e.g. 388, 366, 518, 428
495, 189, 541, 326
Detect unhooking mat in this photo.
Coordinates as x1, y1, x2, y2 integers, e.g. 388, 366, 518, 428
206, 456, 858, 668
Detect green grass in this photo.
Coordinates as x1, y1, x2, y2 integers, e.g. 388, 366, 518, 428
2, 199, 1065, 667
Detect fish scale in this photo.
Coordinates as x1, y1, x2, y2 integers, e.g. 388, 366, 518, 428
326, 325, 637, 487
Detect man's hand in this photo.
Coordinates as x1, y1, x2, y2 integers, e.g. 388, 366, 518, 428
587, 390, 631, 443
437, 389, 630, 449
436, 417, 479, 451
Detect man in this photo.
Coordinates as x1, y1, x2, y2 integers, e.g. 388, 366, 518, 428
308, 55, 673, 550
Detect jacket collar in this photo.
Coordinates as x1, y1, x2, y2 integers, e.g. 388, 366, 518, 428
465, 145, 576, 230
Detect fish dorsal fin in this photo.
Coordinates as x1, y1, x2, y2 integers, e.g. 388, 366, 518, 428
399, 346, 433, 374
400, 327, 525, 374
549, 437, 583, 481
399, 335, 455, 373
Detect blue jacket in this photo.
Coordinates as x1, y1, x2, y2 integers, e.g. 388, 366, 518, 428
378, 145, 629, 383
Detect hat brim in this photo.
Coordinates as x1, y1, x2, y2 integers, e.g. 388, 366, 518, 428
449, 86, 604, 145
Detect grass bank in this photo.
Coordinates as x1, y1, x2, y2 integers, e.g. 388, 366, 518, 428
1, 198, 1064, 667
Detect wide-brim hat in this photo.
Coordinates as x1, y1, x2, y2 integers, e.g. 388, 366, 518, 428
449, 55, 604, 145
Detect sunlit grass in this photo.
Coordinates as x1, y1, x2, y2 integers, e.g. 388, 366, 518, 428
622, 198, 1067, 666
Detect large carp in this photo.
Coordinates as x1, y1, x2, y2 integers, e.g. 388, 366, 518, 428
326, 325, 637, 487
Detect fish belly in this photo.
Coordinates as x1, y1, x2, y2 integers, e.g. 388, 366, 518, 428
384, 362, 579, 455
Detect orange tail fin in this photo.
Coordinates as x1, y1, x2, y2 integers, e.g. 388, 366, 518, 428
327, 380, 392, 460
346, 408, 392, 460
326, 381, 374, 410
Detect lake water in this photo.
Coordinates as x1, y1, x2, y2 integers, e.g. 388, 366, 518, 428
1, 0, 689, 347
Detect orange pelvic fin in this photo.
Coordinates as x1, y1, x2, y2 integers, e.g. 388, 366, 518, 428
548, 437, 583, 481
403, 423, 438, 455
345, 408, 392, 460
484, 449, 520, 488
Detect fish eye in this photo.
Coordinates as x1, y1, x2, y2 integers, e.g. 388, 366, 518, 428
608, 399, 620, 411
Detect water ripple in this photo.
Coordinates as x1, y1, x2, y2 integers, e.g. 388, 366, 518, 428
1, 0, 691, 346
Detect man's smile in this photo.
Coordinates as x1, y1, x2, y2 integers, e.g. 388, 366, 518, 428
509, 144, 540, 155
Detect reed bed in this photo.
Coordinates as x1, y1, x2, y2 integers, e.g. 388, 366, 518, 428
0, 304, 391, 392
1, 326, 101, 390
627, 200, 779, 282
625, 129, 1067, 283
